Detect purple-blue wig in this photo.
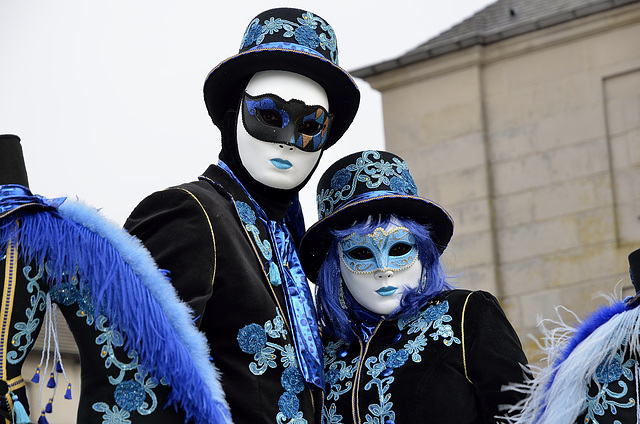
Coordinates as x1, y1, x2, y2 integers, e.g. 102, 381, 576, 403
315, 215, 454, 342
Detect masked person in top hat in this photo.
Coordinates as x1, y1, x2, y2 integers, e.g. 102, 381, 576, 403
0, 134, 230, 424
506, 248, 640, 424
124, 8, 360, 424
299, 150, 530, 424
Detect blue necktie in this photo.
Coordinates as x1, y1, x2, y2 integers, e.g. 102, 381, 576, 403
268, 219, 323, 389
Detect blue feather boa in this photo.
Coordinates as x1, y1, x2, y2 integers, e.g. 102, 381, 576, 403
0, 199, 232, 424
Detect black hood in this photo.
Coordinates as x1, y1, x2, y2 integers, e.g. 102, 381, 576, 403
217, 109, 321, 221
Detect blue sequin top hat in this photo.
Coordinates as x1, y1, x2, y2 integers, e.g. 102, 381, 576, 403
203, 7, 360, 149
300, 150, 454, 281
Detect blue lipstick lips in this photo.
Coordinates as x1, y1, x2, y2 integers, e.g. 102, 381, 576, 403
270, 158, 292, 169
376, 286, 398, 296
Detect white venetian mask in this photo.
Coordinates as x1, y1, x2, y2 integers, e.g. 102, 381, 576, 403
236, 70, 328, 189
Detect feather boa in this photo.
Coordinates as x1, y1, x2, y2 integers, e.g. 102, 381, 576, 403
504, 292, 640, 423
0, 199, 232, 424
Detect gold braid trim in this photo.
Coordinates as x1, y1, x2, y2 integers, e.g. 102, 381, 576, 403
178, 189, 217, 287
2, 234, 20, 421
1, 237, 18, 379
3, 375, 26, 415
461, 291, 473, 384
6, 376, 24, 391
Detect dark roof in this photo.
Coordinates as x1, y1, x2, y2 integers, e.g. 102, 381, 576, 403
352, 0, 639, 79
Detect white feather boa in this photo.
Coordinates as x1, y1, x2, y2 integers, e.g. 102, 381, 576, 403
504, 293, 640, 423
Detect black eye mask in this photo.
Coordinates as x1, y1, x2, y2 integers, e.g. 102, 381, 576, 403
241, 92, 333, 152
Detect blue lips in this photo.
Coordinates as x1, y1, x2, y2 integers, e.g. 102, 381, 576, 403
376, 286, 398, 296
270, 158, 292, 169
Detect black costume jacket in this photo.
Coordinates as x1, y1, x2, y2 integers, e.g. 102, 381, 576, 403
577, 351, 638, 424
322, 290, 528, 424
125, 164, 320, 424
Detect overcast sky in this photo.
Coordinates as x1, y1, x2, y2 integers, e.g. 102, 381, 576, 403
1, 0, 494, 226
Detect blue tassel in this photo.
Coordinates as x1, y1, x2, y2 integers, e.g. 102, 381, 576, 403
55, 361, 63, 373
37, 411, 49, 424
31, 366, 40, 383
10, 392, 31, 424
46, 372, 56, 388
45, 398, 53, 413
269, 261, 282, 286
64, 383, 72, 400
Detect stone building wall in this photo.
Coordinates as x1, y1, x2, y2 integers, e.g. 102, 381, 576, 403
362, 3, 640, 361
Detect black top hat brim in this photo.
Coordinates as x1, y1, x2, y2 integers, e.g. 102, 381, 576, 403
299, 194, 454, 283
203, 47, 360, 149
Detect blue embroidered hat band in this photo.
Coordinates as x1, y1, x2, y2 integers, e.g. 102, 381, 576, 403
247, 42, 327, 59
203, 8, 359, 150
299, 150, 454, 282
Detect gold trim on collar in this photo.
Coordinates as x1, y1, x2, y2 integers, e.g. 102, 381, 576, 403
461, 291, 473, 384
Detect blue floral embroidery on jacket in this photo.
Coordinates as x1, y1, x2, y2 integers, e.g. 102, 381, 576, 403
237, 309, 309, 424
48, 266, 165, 423
237, 201, 272, 260
323, 300, 460, 424
281, 366, 305, 393
7, 262, 47, 364
583, 349, 636, 423
92, 404, 131, 424
236, 200, 282, 286
238, 323, 268, 354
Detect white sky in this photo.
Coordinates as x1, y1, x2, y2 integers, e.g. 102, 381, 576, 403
1, 0, 494, 226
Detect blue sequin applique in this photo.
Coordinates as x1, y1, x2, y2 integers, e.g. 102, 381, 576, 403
583, 349, 636, 423
237, 309, 309, 424
323, 300, 459, 424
